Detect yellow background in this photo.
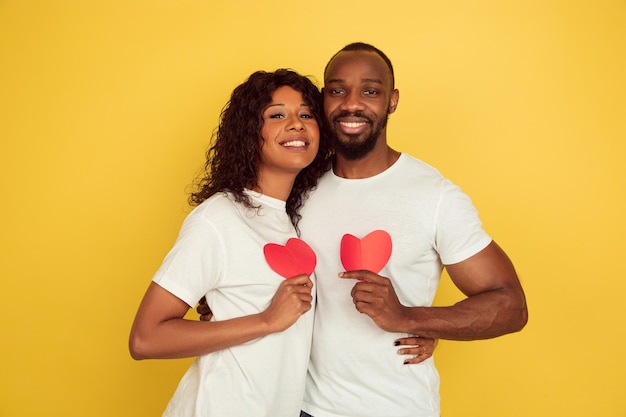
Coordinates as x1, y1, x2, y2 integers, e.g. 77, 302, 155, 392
1, 1, 624, 416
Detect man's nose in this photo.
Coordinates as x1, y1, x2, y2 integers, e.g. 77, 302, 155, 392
341, 90, 364, 110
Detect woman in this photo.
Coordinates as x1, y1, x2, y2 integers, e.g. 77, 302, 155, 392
129, 69, 332, 416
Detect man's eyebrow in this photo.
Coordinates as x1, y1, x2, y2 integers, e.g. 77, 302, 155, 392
325, 78, 383, 85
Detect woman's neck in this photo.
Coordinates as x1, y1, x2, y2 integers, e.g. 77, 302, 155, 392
251, 172, 297, 201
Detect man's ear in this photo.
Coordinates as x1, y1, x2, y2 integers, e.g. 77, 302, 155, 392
388, 89, 400, 114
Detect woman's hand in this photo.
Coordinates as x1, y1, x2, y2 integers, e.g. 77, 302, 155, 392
261, 275, 314, 333
394, 336, 438, 365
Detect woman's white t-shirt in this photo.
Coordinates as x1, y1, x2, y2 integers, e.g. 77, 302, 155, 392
153, 191, 315, 417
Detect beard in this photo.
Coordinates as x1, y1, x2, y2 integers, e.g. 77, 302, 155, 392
329, 110, 388, 161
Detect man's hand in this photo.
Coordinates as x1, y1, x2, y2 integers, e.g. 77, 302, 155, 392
196, 296, 213, 321
339, 270, 407, 332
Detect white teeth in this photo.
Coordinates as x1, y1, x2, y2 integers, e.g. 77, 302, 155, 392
282, 140, 306, 147
340, 122, 366, 128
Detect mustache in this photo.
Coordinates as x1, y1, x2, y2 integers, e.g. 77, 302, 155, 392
331, 111, 373, 124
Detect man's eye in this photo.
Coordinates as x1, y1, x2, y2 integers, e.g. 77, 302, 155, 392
330, 89, 344, 95
364, 89, 378, 95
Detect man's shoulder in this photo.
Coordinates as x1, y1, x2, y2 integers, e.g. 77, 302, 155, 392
397, 153, 443, 177
388, 153, 452, 192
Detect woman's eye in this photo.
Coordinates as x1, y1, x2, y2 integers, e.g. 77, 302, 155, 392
268, 113, 284, 119
300, 113, 313, 119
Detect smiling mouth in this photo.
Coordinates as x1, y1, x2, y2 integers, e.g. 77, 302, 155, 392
336, 119, 370, 135
339, 121, 368, 129
280, 139, 308, 148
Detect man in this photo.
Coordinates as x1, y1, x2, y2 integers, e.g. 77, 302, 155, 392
297, 42, 527, 417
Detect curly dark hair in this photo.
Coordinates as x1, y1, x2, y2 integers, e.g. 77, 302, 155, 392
189, 69, 332, 232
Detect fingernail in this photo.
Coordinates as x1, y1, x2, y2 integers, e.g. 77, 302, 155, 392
403, 360, 409, 365
394, 340, 400, 346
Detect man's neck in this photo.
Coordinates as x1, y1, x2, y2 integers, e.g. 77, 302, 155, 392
333, 145, 401, 179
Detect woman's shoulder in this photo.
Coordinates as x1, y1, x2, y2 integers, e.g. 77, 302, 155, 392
188, 192, 242, 222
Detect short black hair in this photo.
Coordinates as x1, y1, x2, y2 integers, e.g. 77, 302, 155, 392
324, 42, 395, 89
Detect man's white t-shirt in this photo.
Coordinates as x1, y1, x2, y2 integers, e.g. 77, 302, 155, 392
299, 153, 492, 417
152, 191, 315, 417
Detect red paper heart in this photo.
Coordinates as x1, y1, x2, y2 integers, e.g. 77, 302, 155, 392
263, 238, 317, 279
340, 230, 392, 273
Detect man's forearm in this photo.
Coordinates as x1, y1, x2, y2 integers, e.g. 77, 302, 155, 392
400, 288, 528, 340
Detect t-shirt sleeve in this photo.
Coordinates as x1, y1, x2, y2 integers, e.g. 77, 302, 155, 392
434, 180, 492, 265
152, 209, 225, 307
